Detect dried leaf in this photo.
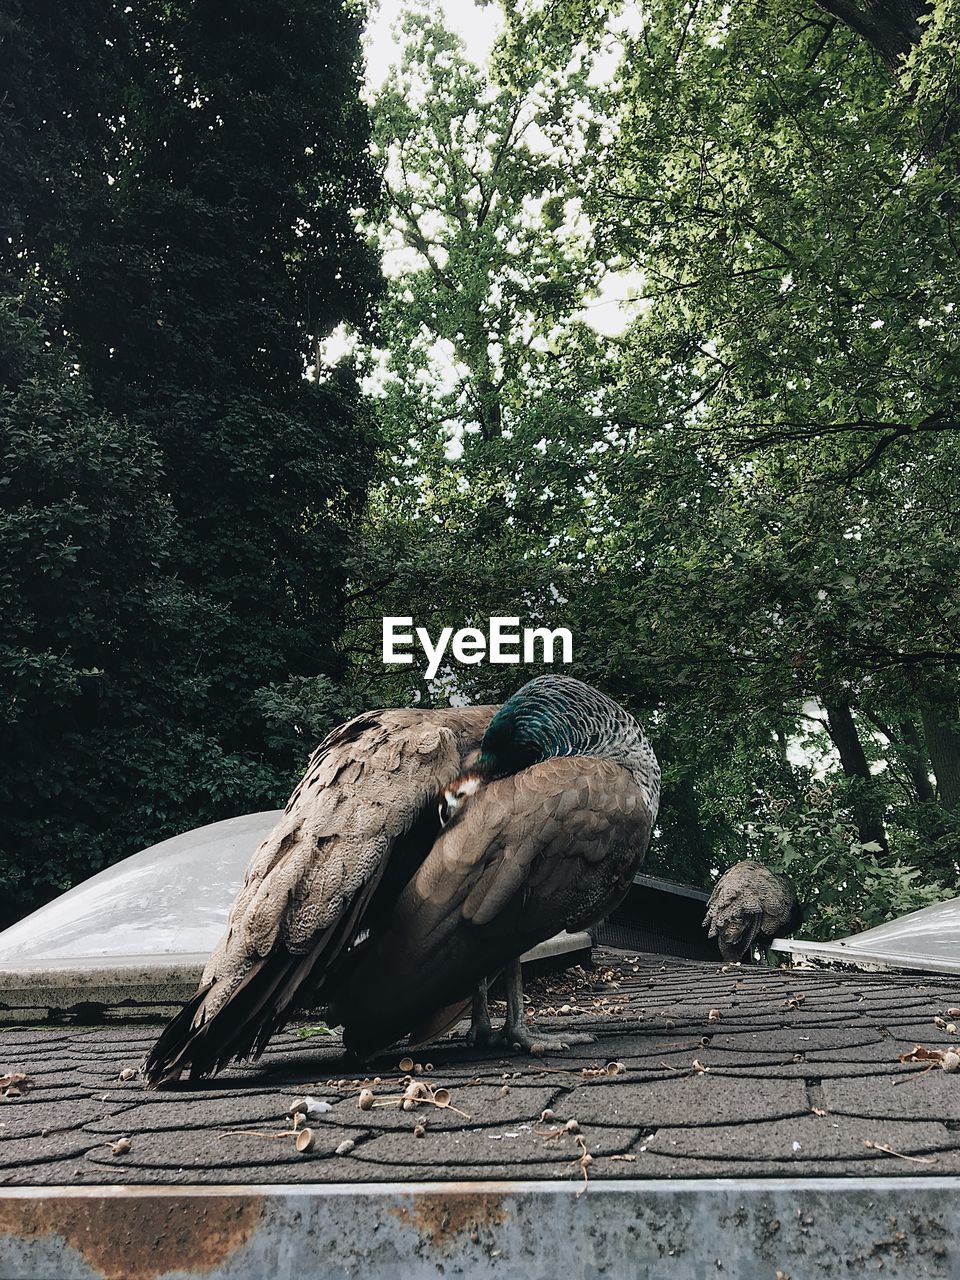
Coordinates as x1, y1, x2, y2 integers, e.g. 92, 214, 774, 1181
0, 1072, 31, 1098
899, 1044, 945, 1064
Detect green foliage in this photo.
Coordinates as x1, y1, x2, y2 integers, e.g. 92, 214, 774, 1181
350, 0, 960, 936
0, 0, 380, 926
252, 675, 363, 762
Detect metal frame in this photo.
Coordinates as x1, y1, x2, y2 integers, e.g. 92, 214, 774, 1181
2, 1178, 957, 1279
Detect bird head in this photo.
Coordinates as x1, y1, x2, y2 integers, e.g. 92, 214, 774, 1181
438, 773, 483, 827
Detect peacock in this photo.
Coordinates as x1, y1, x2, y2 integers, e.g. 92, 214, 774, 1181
702, 860, 802, 963
145, 675, 660, 1084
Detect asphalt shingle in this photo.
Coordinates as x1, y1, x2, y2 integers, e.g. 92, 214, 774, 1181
2, 950, 959, 1187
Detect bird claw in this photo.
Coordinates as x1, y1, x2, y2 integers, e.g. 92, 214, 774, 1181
499, 1026, 595, 1055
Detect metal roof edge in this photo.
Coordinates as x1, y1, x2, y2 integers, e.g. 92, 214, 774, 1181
2, 1177, 957, 1280
4, 1175, 960, 1196
770, 937, 960, 976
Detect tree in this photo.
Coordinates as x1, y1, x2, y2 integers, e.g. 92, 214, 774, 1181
352, 0, 960, 931
0, 0, 381, 923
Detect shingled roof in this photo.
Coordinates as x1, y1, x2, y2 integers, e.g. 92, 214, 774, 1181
3, 951, 959, 1188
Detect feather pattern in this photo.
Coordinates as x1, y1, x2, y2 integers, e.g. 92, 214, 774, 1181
703, 860, 802, 962
331, 754, 656, 1055
144, 704, 494, 1083
146, 675, 661, 1080
479, 675, 660, 817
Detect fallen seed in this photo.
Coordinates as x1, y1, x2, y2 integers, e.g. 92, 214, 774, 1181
540, 1108, 557, 1123
941, 1051, 960, 1073
413, 1123, 426, 1138
564, 1119, 580, 1133
335, 1139, 355, 1156
707, 1009, 721, 1023
118, 1068, 137, 1082
110, 1137, 131, 1156
358, 1089, 374, 1111
499, 1085, 510, 1097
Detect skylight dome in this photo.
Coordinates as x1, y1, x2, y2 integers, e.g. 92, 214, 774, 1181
772, 896, 960, 975
0, 811, 280, 972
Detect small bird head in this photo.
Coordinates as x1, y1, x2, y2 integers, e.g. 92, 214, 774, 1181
438, 773, 482, 827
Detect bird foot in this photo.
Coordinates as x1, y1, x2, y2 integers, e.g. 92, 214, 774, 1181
466, 1015, 497, 1048
498, 1023, 595, 1055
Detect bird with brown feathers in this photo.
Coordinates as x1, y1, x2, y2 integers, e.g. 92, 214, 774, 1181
702, 860, 802, 963
145, 676, 660, 1084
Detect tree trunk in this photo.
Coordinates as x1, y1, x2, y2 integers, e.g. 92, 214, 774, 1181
814, 0, 931, 71
823, 697, 891, 853
895, 716, 937, 804
919, 696, 960, 811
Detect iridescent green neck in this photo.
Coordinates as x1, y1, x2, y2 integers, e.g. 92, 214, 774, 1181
478, 675, 661, 814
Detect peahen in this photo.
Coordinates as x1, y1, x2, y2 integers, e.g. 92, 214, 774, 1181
702, 860, 802, 963
145, 676, 660, 1083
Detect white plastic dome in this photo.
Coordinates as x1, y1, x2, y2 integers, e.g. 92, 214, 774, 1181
0, 810, 282, 969
772, 895, 960, 975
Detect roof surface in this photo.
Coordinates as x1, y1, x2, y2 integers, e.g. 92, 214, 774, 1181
2, 951, 960, 1188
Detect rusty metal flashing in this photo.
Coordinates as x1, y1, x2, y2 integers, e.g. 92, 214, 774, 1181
1, 1178, 958, 1279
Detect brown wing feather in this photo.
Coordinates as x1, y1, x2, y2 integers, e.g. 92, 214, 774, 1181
145, 705, 494, 1084
332, 756, 654, 1056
